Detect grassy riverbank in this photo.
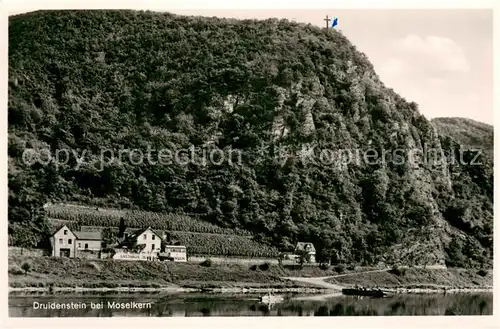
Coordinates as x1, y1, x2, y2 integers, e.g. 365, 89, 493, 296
8, 255, 328, 291
326, 267, 493, 290
9, 255, 493, 293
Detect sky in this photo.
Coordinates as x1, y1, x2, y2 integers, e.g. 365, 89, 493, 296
9, 9, 494, 124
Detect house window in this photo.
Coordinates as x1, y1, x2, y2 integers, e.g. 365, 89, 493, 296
68, 239, 72, 244
64, 230, 68, 235
152, 244, 155, 250
143, 234, 147, 240
78, 243, 81, 248
85, 243, 89, 249
152, 235, 155, 240
59, 238, 63, 244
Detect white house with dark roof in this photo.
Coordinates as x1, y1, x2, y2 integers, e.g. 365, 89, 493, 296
113, 227, 164, 261
114, 227, 188, 262
294, 242, 316, 263
50, 225, 102, 258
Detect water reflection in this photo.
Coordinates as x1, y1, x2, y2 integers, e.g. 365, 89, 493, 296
9, 292, 493, 317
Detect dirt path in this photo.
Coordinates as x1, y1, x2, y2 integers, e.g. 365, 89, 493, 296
281, 276, 345, 290
283, 269, 389, 291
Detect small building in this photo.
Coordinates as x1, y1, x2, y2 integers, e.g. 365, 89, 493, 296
294, 242, 316, 263
50, 225, 77, 258
74, 231, 102, 258
159, 245, 187, 262
50, 225, 102, 259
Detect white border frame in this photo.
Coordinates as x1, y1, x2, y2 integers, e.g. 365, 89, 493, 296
1, 1, 498, 328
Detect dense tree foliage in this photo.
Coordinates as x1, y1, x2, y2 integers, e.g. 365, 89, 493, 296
432, 117, 493, 151
432, 118, 493, 267
8, 10, 493, 267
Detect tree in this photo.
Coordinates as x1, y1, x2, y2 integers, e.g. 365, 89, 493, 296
296, 249, 311, 269
118, 217, 126, 237
21, 262, 31, 276
101, 227, 116, 248
445, 236, 466, 268
9, 223, 40, 254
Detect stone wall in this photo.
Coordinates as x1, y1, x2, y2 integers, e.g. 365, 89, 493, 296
187, 256, 315, 266
8, 247, 46, 257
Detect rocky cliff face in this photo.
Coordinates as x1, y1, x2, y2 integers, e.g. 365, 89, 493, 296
8, 10, 492, 267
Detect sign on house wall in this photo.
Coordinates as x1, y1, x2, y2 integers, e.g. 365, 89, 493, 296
113, 252, 156, 261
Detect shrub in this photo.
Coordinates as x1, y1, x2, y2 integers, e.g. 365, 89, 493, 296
319, 263, 330, 270
21, 262, 31, 275
477, 269, 488, 277
347, 265, 356, 271
9, 267, 24, 275
200, 258, 213, 267
258, 263, 270, 271
10, 282, 22, 288
334, 265, 345, 274
250, 265, 257, 271
389, 265, 406, 276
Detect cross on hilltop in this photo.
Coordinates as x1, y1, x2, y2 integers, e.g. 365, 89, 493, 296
324, 15, 331, 29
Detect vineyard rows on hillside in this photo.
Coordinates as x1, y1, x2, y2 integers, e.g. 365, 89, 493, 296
46, 204, 251, 236
170, 232, 280, 258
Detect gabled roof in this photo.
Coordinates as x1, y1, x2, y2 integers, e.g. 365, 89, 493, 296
295, 242, 316, 252
51, 224, 76, 237
74, 231, 102, 241
128, 227, 164, 240
118, 227, 164, 249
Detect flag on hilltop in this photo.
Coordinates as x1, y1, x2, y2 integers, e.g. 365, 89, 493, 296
332, 17, 338, 28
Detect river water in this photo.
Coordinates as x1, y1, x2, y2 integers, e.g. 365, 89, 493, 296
9, 292, 492, 317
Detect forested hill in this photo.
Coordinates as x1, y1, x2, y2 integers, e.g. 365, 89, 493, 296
432, 117, 493, 151
8, 10, 493, 267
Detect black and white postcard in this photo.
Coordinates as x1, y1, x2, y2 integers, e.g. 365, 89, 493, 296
2, 1, 496, 327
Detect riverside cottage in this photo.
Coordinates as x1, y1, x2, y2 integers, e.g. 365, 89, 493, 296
113, 227, 163, 261
50, 225, 102, 259
294, 242, 316, 263
113, 227, 187, 262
